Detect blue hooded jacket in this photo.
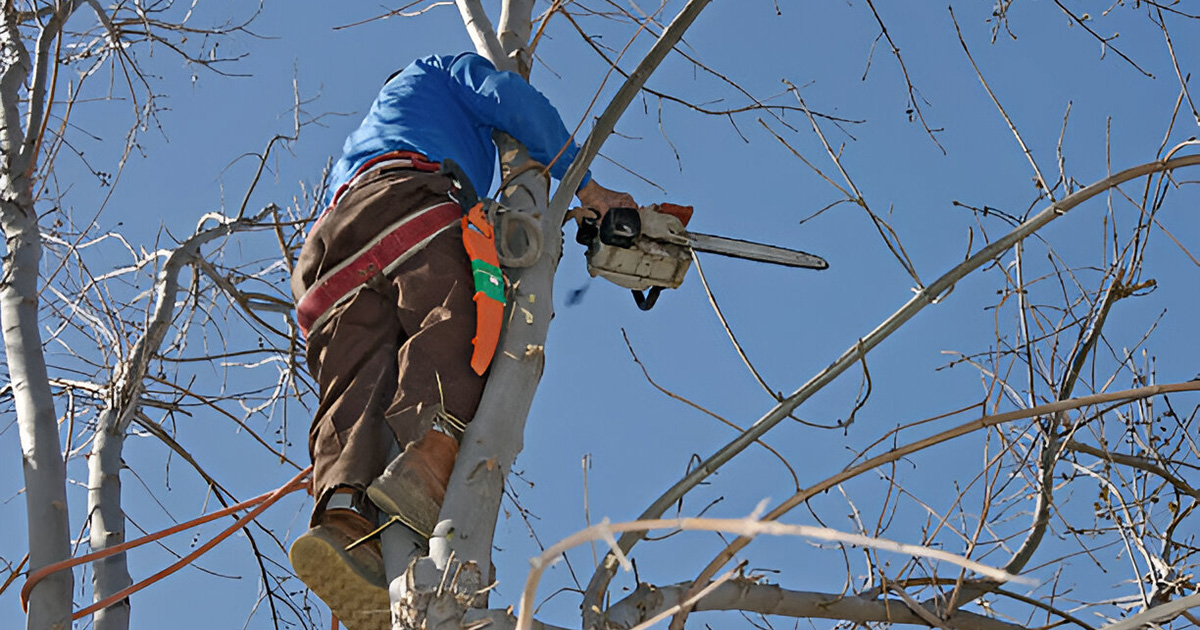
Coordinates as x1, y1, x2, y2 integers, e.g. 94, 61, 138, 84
328, 53, 591, 205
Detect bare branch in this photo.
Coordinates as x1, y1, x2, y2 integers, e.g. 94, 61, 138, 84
550, 0, 714, 216
950, 7, 1053, 203
611, 580, 1027, 630
586, 154, 1200, 615
497, 0, 536, 75
456, 0, 507, 69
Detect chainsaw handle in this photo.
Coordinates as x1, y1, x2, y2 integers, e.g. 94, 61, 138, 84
575, 209, 600, 246
631, 287, 662, 311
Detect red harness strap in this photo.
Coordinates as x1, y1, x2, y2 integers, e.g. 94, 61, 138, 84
297, 151, 508, 378
297, 150, 445, 338
296, 201, 461, 337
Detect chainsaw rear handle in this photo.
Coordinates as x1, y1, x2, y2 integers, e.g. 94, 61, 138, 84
575, 209, 600, 246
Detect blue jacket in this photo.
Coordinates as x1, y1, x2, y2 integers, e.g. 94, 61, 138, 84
328, 53, 591, 204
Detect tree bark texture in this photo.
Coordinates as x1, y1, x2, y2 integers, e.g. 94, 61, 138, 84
456, 0, 507, 69
86, 410, 131, 630
497, 0, 536, 75
1, 203, 73, 630
405, 0, 548, 577
604, 581, 1027, 630
387, 5, 553, 625
2, 4, 75, 627
439, 3, 720, 628
434, 139, 553, 571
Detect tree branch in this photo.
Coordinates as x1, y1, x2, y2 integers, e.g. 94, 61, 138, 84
549, 0, 713, 218
1097, 591, 1200, 630
87, 206, 280, 627
497, 0, 535, 76
456, 0, 507, 69
527, 514, 1027, 630
1067, 439, 1200, 499
583, 154, 1200, 625
19, 1, 80, 171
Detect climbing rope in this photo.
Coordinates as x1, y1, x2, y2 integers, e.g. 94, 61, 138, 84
21, 465, 312, 620
493, 161, 548, 269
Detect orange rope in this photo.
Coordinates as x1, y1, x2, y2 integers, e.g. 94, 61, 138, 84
21, 466, 311, 618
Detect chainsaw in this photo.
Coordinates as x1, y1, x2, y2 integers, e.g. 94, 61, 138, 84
575, 203, 828, 310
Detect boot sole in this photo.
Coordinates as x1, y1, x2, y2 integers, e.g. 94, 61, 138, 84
289, 530, 389, 630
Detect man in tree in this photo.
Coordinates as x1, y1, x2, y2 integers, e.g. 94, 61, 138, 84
287, 52, 634, 626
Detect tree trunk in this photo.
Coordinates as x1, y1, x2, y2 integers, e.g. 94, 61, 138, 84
87, 409, 132, 630
432, 139, 554, 571
2, 4, 83, 628
1, 202, 74, 630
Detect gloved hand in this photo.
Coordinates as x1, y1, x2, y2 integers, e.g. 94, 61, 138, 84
576, 180, 636, 219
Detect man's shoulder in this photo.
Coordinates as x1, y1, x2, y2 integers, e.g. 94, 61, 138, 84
407, 52, 494, 71
446, 52, 499, 74
390, 53, 497, 86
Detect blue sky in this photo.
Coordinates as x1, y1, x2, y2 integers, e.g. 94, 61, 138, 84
3, 2, 1199, 629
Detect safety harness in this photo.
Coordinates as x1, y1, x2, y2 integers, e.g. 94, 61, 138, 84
296, 151, 505, 376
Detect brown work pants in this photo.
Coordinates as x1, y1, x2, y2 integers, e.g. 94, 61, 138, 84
292, 168, 486, 522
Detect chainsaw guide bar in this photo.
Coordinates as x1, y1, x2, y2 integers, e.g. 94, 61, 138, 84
685, 232, 828, 270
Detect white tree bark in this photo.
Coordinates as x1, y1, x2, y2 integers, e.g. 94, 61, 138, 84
433, 139, 551, 571
87, 410, 131, 630
1, 4, 80, 628
604, 581, 1028, 630
409, 0, 546, 577
461, 581, 1029, 630
434, 0, 711, 577
456, 0, 507, 68
389, 11, 549, 624
2, 204, 73, 630
497, 0, 536, 75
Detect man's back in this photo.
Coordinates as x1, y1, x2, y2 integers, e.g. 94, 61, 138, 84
329, 53, 588, 202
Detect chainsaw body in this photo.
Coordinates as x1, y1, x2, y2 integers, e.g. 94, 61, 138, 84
581, 204, 694, 292
576, 202, 826, 310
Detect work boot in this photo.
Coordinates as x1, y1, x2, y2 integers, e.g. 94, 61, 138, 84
289, 508, 389, 630
367, 429, 459, 538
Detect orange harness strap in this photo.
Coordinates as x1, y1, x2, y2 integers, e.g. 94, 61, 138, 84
461, 202, 505, 375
